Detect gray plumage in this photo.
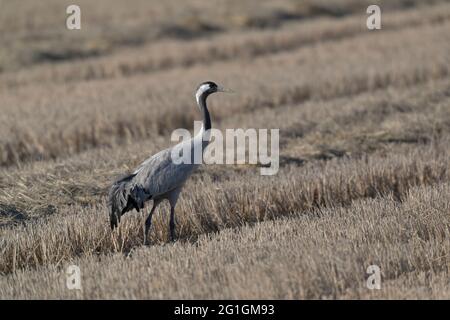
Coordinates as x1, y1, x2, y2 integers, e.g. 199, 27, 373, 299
108, 81, 230, 243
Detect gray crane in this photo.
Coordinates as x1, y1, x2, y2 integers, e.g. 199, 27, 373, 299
108, 81, 231, 243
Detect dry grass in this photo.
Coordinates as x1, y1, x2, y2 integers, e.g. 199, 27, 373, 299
1, 182, 449, 299
0, 0, 445, 73
0, 0, 449, 299
0, 140, 448, 266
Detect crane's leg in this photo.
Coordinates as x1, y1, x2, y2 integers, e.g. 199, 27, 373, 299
168, 188, 181, 242
169, 206, 176, 242
144, 201, 158, 245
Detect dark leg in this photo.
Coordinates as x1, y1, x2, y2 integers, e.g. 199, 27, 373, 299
144, 202, 158, 245
169, 206, 176, 242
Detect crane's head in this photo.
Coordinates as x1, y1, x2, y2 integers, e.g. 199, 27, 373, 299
195, 81, 232, 103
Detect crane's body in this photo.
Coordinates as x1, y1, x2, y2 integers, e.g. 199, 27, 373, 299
108, 81, 229, 243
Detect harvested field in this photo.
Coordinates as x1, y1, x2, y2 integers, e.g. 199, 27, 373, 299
0, 0, 449, 299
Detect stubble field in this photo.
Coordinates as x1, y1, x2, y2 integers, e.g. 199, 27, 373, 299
0, 0, 449, 299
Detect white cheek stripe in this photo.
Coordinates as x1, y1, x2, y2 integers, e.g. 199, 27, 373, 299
195, 84, 210, 104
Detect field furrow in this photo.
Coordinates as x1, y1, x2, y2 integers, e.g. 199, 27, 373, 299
1, 18, 449, 167
1, 0, 449, 299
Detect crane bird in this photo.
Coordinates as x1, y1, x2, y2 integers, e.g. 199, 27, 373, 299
108, 81, 231, 243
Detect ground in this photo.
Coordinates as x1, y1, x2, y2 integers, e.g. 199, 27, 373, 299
0, 0, 449, 299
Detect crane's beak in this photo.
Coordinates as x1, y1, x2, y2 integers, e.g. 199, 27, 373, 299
217, 86, 234, 93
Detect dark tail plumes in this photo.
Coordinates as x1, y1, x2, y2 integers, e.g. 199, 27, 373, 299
108, 173, 150, 230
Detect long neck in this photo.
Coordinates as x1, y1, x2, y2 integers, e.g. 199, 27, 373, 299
197, 92, 211, 132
